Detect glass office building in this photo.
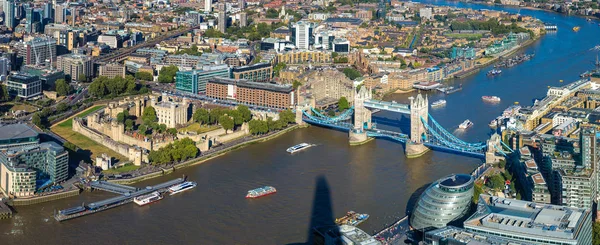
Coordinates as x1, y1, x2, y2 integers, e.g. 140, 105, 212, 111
410, 174, 474, 230
176, 66, 230, 94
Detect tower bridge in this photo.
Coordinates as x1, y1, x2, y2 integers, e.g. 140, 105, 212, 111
298, 86, 511, 161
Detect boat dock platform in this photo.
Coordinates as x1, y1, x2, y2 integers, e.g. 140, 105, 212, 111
0, 201, 13, 219
373, 216, 411, 244
90, 181, 138, 194
54, 178, 185, 222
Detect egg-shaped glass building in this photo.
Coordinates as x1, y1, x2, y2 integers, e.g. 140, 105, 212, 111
410, 174, 474, 230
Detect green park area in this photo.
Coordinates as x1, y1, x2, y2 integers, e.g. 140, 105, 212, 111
0, 102, 40, 118
51, 105, 127, 163
179, 123, 221, 134
102, 163, 140, 175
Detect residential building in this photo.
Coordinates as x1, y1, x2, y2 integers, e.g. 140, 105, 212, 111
276, 50, 332, 64
150, 98, 190, 128
303, 69, 354, 108
97, 34, 122, 49
6, 73, 42, 100
464, 195, 592, 245
175, 65, 230, 94
291, 21, 314, 50
164, 54, 203, 68
231, 62, 272, 83
207, 78, 296, 109
410, 174, 474, 230
0, 141, 69, 197
54, 3, 67, 24
419, 7, 433, 20
239, 12, 247, 27
205, 0, 212, 12
56, 54, 93, 80
0, 124, 40, 150
98, 63, 126, 79
558, 168, 596, 209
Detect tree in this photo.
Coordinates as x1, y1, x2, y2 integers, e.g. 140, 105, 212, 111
292, 80, 302, 89
338, 97, 350, 111
138, 124, 149, 135
229, 110, 244, 126
135, 71, 154, 81
279, 109, 295, 125
472, 183, 483, 204
273, 62, 287, 76
237, 105, 252, 122
117, 110, 129, 124
88, 79, 107, 98
142, 106, 157, 124
209, 108, 225, 124
32, 113, 43, 129
159, 124, 167, 133
125, 119, 134, 130
219, 115, 234, 133
0, 85, 9, 101
593, 222, 600, 245
167, 128, 178, 135
342, 68, 362, 80
158, 65, 179, 83
193, 108, 210, 124
486, 174, 505, 190
56, 102, 69, 113
249, 119, 268, 135
78, 74, 87, 82
55, 79, 73, 96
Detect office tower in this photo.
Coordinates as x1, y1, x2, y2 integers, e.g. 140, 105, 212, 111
54, 3, 66, 23
218, 12, 227, 33
291, 21, 314, 50
23, 37, 57, 66
239, 12, 247, 27
44, 2, 53, 19
3, 0, 15, 29
55, 54, 93, 80
239, 0, 244, 9
204, 0, 211, 13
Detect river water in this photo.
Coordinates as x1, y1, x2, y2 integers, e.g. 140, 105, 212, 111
2, 2, 599, 244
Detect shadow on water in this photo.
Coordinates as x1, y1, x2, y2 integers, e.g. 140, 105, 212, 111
287, 175, 338, 245
372, 115, 411, 133
404, 182, 431, 218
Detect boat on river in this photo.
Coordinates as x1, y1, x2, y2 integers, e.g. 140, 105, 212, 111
573, 26, 580, 32
287, 143, 313, 153
169, 181, 197, 195
335, 211, 369, 226
482, 96, 501, 103
134, 191, 163, 206
459, 119, 473, 129
431, 99, 447, 108
246, 186, 276, 199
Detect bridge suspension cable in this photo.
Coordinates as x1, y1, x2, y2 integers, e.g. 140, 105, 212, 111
421, 117, 487, 152
427, 114, 486, 147
310, 107, 354, 122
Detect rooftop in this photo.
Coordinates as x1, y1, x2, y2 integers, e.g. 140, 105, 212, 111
465, 194, 590, 241
531, 173, 546, 185
0, 124, 39, 141
210, 78, 294, 93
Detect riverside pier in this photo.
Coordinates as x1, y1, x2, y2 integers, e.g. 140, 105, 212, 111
54, 178, 185, 222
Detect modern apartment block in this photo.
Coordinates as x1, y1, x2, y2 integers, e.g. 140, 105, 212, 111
0, 141, 69, 197
0, 124, 40, 150
463, 195, 592, 245
207, 78, 296, 109
175, 65, 230, 94
231, 62, 272, 83
22, 37, 57, 66
98, 63, 126, 79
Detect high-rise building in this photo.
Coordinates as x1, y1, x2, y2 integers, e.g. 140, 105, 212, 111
25, 7, 35, 33
0, 141, 69, 197
291, 21, 314, 50
98, 63, 126, 79
3, 0, 16, 29
70, 7, 77, 24
204, 0, 212, 13
0, 57, 10, 81
239, 0, 244, 9
231, 62, 272, 82
463, 194, 592, 245
54, 3, 66, 23
175, 65, 230, 94
410, 174, 474, 230
22, 37, 57, 66
56, 54, 93, 81
239, 12, 247, 27
43, 2, 53, 19
218, 12, 228, 33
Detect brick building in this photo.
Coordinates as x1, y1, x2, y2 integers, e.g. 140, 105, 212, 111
206, 78, 296, 109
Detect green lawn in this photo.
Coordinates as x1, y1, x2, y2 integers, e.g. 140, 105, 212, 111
51, 105, 126, 162
179, 123, 221, 134
56, 105, 104, 128
102, 164, 140, 174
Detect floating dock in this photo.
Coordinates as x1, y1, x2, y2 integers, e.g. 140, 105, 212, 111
0, 201, 13, 219
54, 178, 185, 222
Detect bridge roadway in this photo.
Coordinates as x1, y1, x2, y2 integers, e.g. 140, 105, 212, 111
55, 178, 185, 222
93, 26, 197, 63
363, 100, 410, 114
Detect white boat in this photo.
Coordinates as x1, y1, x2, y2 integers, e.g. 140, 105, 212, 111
287, 143, 313, 153
134, 191, 163, 206
482, 96, 501, 103
169, 181, 197, 195
459, 119, 473, 129
489, 119, 498, 128
431, 99, 447, 108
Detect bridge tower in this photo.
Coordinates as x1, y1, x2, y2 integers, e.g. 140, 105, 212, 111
406, 93, 430, 158
486, 133, 505, 164
409, 93, 428, 143
353, 86, 372, 130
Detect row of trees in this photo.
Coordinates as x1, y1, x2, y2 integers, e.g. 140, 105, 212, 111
342, 68, 362, 80
55, 79, 74, 97
0, 85, 9, 102
134, 71, 154, 81
450, 19, 532, 35
158, 65, 179, 83
32, 101, 75, 129
248, 109, 295, 135
88, 75, 148, 99
148, 138, 199, 165
192, 105, 253, 133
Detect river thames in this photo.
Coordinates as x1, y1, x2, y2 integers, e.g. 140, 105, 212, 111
1, 2, 600, 244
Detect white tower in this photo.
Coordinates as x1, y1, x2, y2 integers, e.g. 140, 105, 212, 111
409, 93, 428, 143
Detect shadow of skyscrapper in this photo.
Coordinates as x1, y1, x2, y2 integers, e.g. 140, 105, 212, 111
287, 175, 338, 245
